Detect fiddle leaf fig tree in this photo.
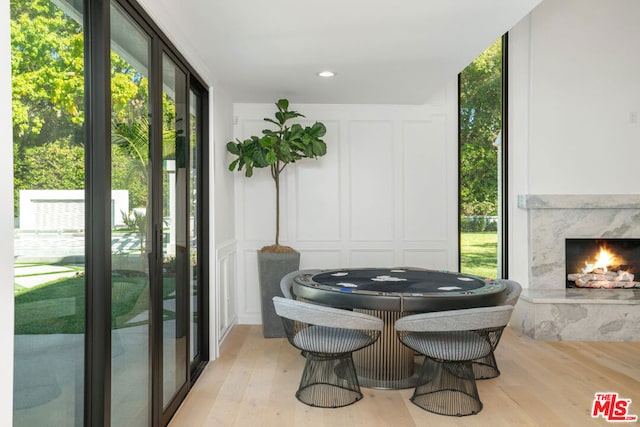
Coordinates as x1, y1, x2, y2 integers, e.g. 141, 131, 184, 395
227, 99, 327, 252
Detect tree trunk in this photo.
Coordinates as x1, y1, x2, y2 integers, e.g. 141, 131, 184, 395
274, 167, 280, 246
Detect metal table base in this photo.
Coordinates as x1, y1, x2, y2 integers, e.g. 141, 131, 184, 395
353, 310, 418, 389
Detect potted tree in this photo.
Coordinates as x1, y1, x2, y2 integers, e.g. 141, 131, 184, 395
227, 99, 327, 337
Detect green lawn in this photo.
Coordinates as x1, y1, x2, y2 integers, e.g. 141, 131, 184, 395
14, 235, 499, 334
460, 232, 498, 278
14, 268, 152, 334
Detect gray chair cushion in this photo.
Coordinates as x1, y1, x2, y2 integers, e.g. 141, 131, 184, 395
401, 331, 492, 361
293, 326, 376, 354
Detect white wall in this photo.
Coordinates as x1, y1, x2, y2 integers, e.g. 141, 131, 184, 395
508, 0, 640, 286
211, 85, 237, 348
213, 88, 236, 245
0, 0, 13, 423
232, 83, 459, 324
507, 13, 533, 287
527, 0, 640, 193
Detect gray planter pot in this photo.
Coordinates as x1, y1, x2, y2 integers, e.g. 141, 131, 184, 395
257, 250, 300, 338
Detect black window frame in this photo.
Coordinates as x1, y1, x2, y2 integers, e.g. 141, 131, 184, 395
457, 33, 509, 279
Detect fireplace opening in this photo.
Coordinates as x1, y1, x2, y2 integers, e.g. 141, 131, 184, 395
566, 238, 640, 288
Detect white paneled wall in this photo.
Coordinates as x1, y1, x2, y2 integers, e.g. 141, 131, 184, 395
295, 119, 341, 242
232, 85, 458, 324
215, 240, 236, 344
349, 121, 395, 242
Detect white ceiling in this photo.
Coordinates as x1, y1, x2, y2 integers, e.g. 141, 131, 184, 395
156, 0, 543, 104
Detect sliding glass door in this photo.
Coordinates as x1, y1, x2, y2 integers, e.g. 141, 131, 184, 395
110, 4, 151, 425
160, 52, 189, 412
12, 0, 209, 425
12, 0, 86, 424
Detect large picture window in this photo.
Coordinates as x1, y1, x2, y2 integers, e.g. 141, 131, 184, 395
459, 35, 508, 278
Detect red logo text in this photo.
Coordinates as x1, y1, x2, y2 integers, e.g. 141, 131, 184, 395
592, 393, 638, 422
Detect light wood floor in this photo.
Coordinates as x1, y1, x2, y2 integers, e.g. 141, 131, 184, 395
169, 325, 640, 427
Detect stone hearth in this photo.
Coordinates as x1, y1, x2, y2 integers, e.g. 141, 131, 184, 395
511, 194, 640, 341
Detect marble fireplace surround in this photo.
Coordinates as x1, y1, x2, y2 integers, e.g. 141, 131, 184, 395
511, 194, 640, 341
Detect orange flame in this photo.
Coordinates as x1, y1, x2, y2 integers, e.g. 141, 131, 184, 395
594, 247, 616, 270
582, 246, 617, 273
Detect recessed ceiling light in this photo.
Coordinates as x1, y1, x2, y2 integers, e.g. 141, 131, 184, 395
317, 71, 336, 78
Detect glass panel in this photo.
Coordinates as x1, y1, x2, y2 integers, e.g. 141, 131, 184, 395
110, 4, 151, 426
189, 90, 199, 362
162, 54, 188, 408
12, 0, 85, 424
459, 37, 503, 278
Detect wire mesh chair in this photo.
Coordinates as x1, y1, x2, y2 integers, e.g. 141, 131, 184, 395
472, 280, 522, 379
396, 305, 514, 416
273, 296, 383, 408
280, 269, 323, 358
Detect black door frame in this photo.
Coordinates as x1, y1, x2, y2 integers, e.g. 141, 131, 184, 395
83, 0, 209, 425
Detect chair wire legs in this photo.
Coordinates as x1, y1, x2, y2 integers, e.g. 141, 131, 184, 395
296, 353, 363, 408
410, 358, 482, 416
472, 352, 500, 380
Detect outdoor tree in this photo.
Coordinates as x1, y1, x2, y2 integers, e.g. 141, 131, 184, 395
17, 140, 84, 190
459, 38, 502, 217
10, 0, 84, 145
11, 0, 152, 213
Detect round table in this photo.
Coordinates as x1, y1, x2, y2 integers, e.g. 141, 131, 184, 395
292, 267, 507, 389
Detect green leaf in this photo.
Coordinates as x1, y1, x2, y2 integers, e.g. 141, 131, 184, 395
228, 159, 239, 171
258, 134, 274, 148
237, 157, 246, 170
262, 129, 278, 138
280, 142, 291, 157
289, 138, 304, 153
302, 143, 313, 157
309, 122, 327, 138
284, 111, 303, 121
252, 148, 268, 167
246, 135, 262, 152
226, 141, 240, 155
288, 124, 303, 140
276, 99, 289, 111
265, 150, 277, 164
311, 140, 327, 156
